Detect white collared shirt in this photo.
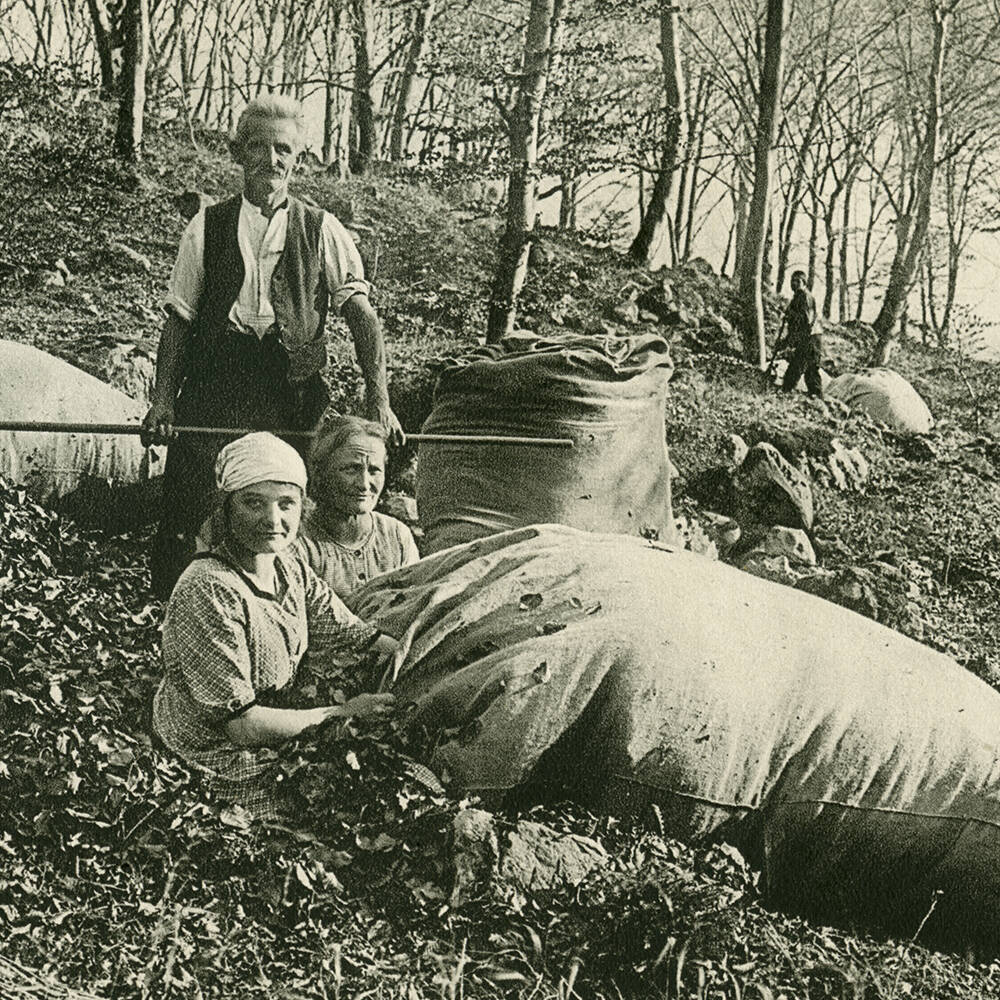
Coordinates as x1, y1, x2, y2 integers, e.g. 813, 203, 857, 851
165, 196, 371, 337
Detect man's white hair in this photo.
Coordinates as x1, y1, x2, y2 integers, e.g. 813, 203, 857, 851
233, 94, 306, 150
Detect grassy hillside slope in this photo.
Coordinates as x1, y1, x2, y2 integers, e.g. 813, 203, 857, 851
3, 79, 1000, 998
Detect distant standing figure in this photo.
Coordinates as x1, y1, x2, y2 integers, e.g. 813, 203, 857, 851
296, 416, 419, 598
141, 93, 403, 599
781, 270, 823, 398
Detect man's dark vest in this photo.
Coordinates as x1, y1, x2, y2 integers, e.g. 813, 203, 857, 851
188, 194, 329, 384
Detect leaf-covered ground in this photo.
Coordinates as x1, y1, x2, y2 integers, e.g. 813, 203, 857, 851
5, 70, 1000, 997
4, 482, 1000, 999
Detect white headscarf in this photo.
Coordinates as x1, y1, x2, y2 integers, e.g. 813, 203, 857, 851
214, 432, 308, 494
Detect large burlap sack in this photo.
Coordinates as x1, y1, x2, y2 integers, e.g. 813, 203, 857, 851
352, 525, 1000, 949
826, 368, 933, 433
0, 340, 163, 501
415, 333, 674, 553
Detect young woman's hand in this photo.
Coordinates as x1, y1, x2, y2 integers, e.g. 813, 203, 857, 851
343, 692, 396, 721
371, 633, 400, 660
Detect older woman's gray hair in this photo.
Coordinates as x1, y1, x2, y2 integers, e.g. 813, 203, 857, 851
309, 415, 390, 482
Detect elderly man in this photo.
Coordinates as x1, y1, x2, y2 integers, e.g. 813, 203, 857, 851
143, 94, 402, 598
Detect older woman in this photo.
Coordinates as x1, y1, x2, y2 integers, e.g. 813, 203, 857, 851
153, 432, 397, 817
296, 416, 419, 597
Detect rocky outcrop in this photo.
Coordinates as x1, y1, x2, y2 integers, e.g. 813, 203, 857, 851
687, 312, 742, 357
744, 526, 816, 566
796, 566, 881, 621
738, 526, 817, 585
825, 438, 870, 491
107, 239, 152, 273
674, 514, 719, 559
450, 808, 609, 908
731, 442, 814, 536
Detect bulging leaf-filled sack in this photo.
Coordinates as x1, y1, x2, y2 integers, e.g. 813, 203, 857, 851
416, 333, 674, 553
0, 340, 163, 503
353, 525, 1000, 951
826, 367, 933, 434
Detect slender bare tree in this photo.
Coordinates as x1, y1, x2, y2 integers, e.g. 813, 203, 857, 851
738, 0, 788, 366
869, 0, 956, 365
486, 0, 568, 343
629, 0, 686, 265
349, 0, 377, 173
85, 0, 116, 96
389, 0, 436, 161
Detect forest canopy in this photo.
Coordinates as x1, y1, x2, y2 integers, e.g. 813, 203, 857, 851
5, 0, 1000, 360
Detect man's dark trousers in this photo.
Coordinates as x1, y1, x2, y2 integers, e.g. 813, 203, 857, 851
149, 332, 327, 599
782, 334, 823, 397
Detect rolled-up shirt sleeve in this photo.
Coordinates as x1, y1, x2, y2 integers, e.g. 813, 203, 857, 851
164, 211, 206, 323
165, 574, 257, 721
320, 213, 372, 311
301, 559, 380, 654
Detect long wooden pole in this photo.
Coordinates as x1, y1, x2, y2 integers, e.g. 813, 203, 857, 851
0, 421, 574, 448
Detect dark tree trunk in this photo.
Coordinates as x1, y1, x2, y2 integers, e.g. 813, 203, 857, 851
406, 73, 435, 154
323, 82, 336, 165
323, 5, 346, 165
806, 189, 820, 290
732, 159, 749, 275
941, 240, 959, 346
389, 0, 436, 162
720, 220, 735, 278
822, 201, 837, 319
738, 0, 788, 366
762, 212, 774, 290
349, 0, 377, 175
559, 172, 578, 230
775, 76, 826, 293
920, 256, 930, 342
672, 71, 703, 261
114, 0, 149, 162
926, 245, 942, 340
838, 171, 855, 321
629, 0, 685, 265
855, 213, 877, 322
869, 3, 950, 366
682, 76, 710, 262
85, 0, 116, 98
177, 30, 198, 149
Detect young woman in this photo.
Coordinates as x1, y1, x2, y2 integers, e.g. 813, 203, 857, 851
153, 432, 398, 816
296, 416, 419, 597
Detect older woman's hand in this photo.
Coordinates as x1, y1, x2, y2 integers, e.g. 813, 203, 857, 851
344, 692, 397, 720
